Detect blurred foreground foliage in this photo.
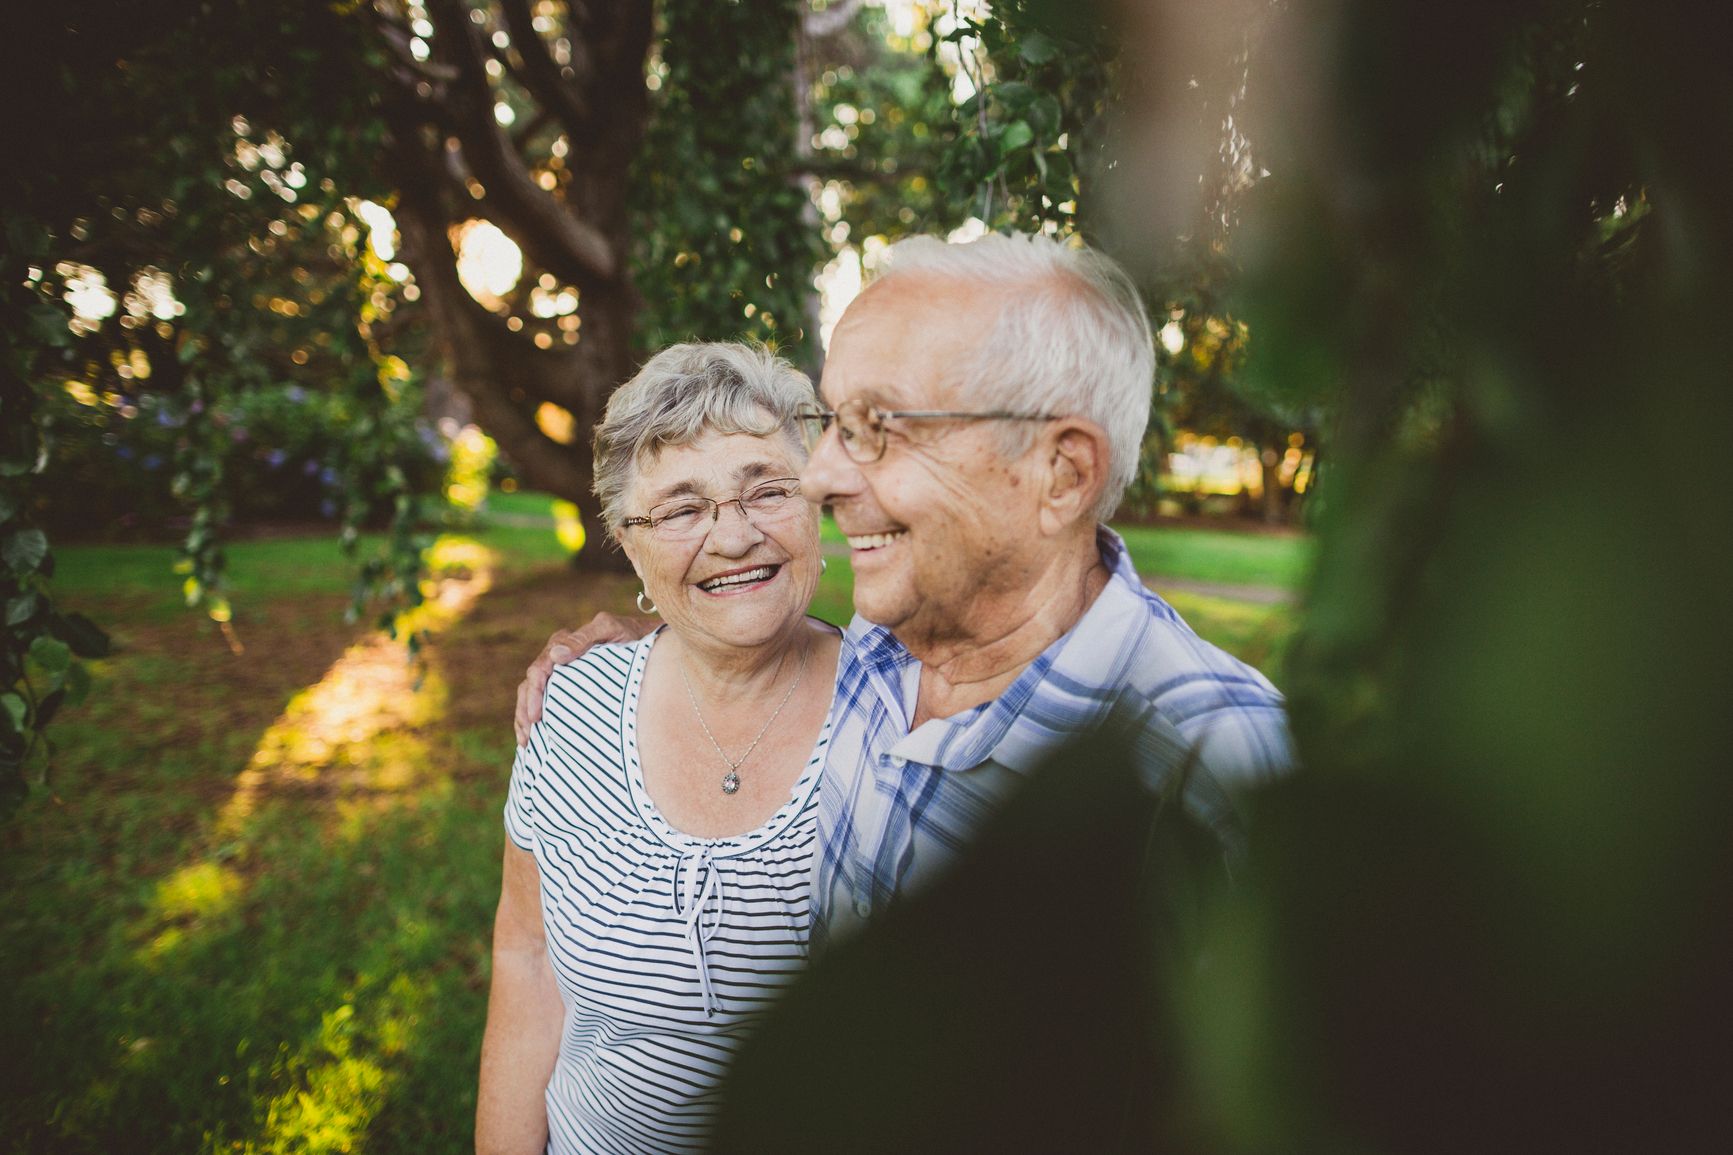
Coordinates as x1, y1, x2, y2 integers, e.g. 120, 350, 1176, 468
711, 0, 1732, 1149
1234, 2, 1732, 1141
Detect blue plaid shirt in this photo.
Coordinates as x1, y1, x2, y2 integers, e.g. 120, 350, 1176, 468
811, 526, 1293, 947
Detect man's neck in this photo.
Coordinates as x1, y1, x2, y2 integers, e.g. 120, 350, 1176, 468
907, 532, 1111, 727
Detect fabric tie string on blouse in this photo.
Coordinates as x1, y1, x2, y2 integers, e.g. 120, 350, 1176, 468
672, 845, 726, 1018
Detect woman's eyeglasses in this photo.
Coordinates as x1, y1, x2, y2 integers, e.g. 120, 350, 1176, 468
621, 478, 804, 541
797, 398, 1057, 464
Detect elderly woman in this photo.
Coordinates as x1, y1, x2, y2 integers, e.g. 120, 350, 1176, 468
476, 343, 842, 1155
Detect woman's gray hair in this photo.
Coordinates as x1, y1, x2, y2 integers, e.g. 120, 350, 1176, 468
875, 232, 1155, 520
592, 342, 816, 532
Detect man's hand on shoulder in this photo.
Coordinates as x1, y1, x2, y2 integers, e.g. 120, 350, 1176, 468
514, 613, 655, 744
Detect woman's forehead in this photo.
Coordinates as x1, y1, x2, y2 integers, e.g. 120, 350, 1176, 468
632, 430, 802, 497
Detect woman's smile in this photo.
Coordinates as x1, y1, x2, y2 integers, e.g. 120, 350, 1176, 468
694, 562, 784, 595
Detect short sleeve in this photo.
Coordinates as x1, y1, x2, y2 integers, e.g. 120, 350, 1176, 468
1188, 703, 1294, 787
504, 731, 540, 851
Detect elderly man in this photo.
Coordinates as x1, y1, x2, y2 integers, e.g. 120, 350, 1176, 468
793, 232, 1289, 945
517, 231, 1291, 945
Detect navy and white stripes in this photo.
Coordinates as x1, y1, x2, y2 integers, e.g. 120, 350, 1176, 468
508, 631, 834, 1154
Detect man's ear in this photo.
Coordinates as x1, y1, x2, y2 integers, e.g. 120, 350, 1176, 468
1038, 419, 1110, 535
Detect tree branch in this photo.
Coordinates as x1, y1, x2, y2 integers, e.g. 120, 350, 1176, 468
804, 0, 867, 40
496, 0, 593, 138
426, 0, 620, 289
393, 143, 587, 501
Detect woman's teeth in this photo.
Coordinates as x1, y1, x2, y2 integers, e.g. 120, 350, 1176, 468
698, 565, 776, 592
847, 531, 906, 550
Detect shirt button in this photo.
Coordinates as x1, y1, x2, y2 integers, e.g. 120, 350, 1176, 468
854, 898, 873, 920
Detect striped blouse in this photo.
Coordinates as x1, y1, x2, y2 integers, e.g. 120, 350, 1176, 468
506, 630, 835, 1154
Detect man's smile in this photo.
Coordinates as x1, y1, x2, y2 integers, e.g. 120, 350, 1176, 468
844, 531, 907, 551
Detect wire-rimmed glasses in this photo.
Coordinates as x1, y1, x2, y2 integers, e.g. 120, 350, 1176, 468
797, 398, 1058, 463
620, 477, 804, 541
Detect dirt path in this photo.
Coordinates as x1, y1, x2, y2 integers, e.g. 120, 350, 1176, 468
1143, 576, 1296, 606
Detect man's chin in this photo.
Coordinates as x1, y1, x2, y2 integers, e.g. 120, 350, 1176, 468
849, 579, 916, 632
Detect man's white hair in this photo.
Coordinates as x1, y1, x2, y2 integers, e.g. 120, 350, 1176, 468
875, 232, 1154, 520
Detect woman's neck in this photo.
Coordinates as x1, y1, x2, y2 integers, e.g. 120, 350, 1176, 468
668, 620, 819, 708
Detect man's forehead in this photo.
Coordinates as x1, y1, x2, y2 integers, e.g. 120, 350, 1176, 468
820, 276, 1001, 405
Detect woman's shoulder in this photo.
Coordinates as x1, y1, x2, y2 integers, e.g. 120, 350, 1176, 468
541, 637, 647, 729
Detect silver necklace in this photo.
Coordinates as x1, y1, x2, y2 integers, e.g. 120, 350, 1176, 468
679, 644, 810, 795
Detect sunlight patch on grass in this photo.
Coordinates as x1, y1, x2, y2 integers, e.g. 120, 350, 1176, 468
254, 1003, 389, 1155
220, 537, 495, 834
152, 861, 246, 922
424, 535, 495, 581
134, 862, 247, 964
247, 971, 439, 1153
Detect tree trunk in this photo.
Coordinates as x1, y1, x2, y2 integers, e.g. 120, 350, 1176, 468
1260, 449, 1284, 525
373, 0, 654, 570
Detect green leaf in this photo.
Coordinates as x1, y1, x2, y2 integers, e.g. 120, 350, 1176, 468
999, 120, 1035, 155
0, 692, 24, 734
28, 636, 72, 677
5, 593, 38, 627
50, 611, 111, 658
1018, 31, 1059, 65
1028, 94, 1063, 138
2, 528, 48, 576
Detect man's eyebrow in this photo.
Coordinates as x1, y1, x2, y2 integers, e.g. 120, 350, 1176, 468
818, 381, 908, 408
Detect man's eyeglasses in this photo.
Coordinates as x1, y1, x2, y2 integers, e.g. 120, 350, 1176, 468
621, 477, 804, 541
797, 398, 1058, 464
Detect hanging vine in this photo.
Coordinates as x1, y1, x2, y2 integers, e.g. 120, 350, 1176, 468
633, 0, 828, 364
0, 217, 113, 816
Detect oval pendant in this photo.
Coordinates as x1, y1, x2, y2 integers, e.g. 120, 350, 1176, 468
721, 771, 740, 795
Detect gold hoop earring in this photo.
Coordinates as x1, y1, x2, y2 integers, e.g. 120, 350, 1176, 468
636, 590, 658, 615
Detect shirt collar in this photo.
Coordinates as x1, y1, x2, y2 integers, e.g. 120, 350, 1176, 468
848, 526, 1150, 773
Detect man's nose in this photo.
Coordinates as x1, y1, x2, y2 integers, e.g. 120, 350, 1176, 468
799, 422, 862, 506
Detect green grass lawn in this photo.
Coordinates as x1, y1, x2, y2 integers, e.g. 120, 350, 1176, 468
1112, 523, 1313, 590
2, 512, 1301, 1152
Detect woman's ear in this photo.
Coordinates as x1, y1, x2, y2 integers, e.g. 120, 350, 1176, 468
616, 530, 644, 581
1037, 419, 1110, 535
